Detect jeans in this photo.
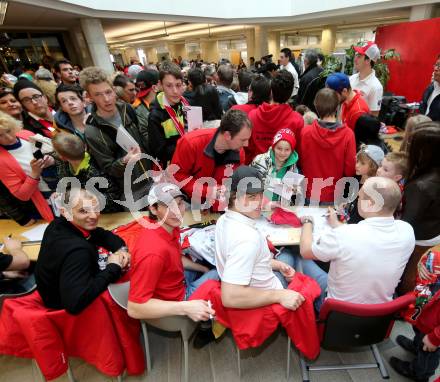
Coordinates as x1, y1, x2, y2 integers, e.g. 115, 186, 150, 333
184, 269, 219, 300
294, 255, 328, 312
410, 328, 440, 380
274, 247, 297, 288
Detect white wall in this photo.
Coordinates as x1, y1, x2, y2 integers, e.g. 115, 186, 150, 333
57, 0, 437, 19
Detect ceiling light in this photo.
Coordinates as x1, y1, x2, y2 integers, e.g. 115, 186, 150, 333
0, 1, 8, 26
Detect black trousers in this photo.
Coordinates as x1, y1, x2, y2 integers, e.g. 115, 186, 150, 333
410, 328, 440, 380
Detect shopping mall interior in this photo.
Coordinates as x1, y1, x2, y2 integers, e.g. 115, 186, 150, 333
0, 0, 440, 382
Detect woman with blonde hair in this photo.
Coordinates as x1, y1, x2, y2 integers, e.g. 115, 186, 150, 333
400, 114, 432, 152
0, 111, 55, 222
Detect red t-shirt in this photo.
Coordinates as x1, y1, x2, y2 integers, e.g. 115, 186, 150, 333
128, 222, 185, 303
341, 90, 370, 130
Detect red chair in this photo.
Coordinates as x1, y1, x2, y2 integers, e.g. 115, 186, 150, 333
287, 294, 415, 382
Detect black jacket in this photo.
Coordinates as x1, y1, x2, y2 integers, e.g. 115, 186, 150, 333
0, 180, 38, 225
85, 102, 152, 202
296, 65, 324, 113
35, 217, 124, 314
401, 170, 440, 241
419, 82, 440, 122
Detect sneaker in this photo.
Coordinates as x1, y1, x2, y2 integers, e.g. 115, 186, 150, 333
396, 335, 417, 354
389, 357, 428, 382
193, 327, 215, 349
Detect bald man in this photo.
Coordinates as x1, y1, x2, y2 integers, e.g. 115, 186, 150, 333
299, 177, 415, 310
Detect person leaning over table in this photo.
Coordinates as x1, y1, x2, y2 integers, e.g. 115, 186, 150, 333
35, 188, 130, 314
299, 177, 415, 312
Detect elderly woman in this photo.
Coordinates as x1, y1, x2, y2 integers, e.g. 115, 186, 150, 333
0, 111, 54, 222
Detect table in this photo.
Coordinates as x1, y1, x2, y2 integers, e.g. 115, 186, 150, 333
0, 207, 313, 261
382, 131, 404, 152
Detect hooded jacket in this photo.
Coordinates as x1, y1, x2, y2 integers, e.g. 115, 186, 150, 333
53, 109, 85, 140
246, 103, 304, 164
299, 120, 356, 202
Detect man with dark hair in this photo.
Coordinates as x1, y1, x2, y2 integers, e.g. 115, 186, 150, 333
249, 56, 256, 72
325, 72, 370, 130
54, 83, 88, 140
54, 59, 77, 86
171, 109, 250, 209
279, 48, 299, 97
113, 74, 137, 104
419, 54, 440, 121
246, 70, 304, 164
13, 79, 54, 137
297, 49, 325, 113
132, 69, 160, 147
231, 75, 271, 115
216, 64, 236, 113
349, 42, 383, 116
228, 69, 254, 108
148, 61, 188, 166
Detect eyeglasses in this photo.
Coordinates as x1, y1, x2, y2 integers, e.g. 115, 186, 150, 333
20, 94, 43, 104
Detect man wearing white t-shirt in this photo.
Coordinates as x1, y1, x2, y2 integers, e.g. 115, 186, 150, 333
299, 177, 415, 310
215, 166, 304, 310
279, 48, 299, 97
349, 41, 383, 116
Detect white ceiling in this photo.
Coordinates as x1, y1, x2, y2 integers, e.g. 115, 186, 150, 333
0, 1, 413, 48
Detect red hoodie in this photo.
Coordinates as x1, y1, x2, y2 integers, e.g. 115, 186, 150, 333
246, 103, 304, 164
299, 120, 356, 202
416, 290, 440, 347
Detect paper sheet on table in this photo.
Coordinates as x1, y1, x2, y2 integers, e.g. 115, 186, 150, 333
186, 106, 203, 132
254, 218, 291, 244
22, 223, 49, 241
116, 125, 140, 152
294, 207, 331, 241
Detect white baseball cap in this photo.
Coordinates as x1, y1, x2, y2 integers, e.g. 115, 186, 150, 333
354, 41, 381, 63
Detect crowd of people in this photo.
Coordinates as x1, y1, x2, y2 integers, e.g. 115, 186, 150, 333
0, 44, 439, 381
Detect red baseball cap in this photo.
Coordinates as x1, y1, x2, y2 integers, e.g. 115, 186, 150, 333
354, 41, 380, 62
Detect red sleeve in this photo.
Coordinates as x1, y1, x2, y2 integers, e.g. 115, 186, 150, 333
347, 110, 365, 131
0, 166, 39, 201
171, 137, 216, 202
428, 324, 440, 347
343, 130, 356, 177
128, 252, 165, 304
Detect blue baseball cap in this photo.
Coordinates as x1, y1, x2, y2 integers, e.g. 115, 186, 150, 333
325, 72, 351, 93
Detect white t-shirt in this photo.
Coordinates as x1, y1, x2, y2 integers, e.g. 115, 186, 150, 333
350, 70, 383, 112
312, 217, 415, 304
215, 209, 283, 290
280, 62, 299, 97
10, 139, 50, 192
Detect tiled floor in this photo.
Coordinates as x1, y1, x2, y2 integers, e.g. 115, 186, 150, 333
0, 320, 438, 382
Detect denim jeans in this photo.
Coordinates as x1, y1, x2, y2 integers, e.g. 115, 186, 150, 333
273, 247, 297, 288
294, 255, 328, 312
184, 269, 219, 300
410, 328, 440, 380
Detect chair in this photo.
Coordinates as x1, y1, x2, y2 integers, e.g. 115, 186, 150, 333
287, 293, 415, 382
108, 282, 198, 382
0, 284, 37, 310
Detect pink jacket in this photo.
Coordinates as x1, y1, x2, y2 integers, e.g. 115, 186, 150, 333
0, 129, 53, 221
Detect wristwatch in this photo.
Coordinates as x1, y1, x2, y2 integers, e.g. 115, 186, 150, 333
302, 218, 314, 225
